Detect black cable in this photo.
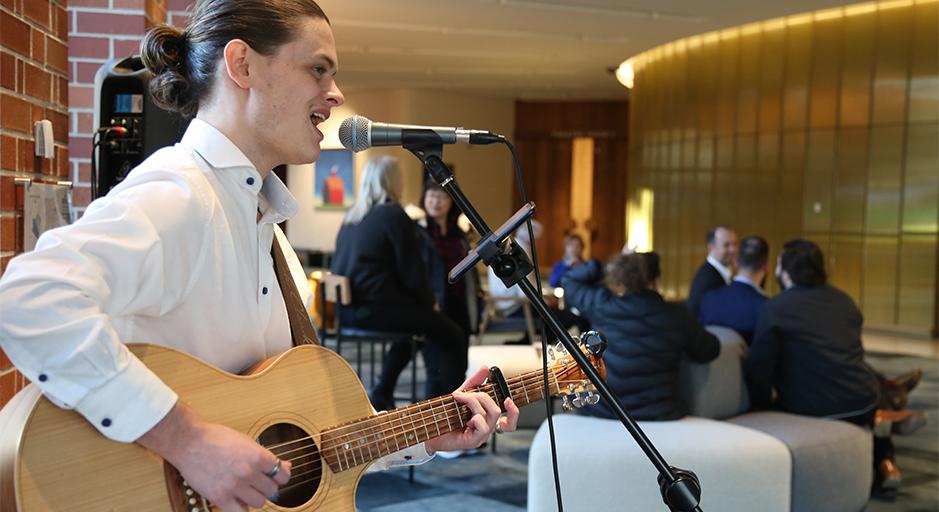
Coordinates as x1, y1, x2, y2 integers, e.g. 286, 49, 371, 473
502, 138, 564, 512
90, 131, 100, 200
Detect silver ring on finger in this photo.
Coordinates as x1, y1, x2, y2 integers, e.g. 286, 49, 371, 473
267, 459, 282, 478
495, 423, 504, 434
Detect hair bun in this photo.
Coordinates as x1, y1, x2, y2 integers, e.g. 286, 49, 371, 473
141, 24, 195, 118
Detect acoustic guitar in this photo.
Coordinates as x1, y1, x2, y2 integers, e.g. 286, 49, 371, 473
0, 342, 603, 511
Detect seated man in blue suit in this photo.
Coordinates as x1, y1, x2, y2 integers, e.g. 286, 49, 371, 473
698, 235, 768, 344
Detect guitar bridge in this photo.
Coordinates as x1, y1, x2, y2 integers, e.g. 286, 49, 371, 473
164, 462, 211, 512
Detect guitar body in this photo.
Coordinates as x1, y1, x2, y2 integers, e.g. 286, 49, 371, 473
0, 343, 374, 511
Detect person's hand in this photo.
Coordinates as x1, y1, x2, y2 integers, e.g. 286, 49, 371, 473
425, 366, 520, 453
433, 302, 441, 313
138, 402, 291, 512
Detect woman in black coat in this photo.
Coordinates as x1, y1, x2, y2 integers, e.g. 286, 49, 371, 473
563, 252, 720, 421
332, 157, 468, 410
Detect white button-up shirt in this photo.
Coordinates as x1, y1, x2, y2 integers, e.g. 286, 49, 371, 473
706, 255, 733, 284
0, 119, 429, 467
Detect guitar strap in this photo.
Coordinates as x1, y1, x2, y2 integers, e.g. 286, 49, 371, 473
271, 233, 321, 347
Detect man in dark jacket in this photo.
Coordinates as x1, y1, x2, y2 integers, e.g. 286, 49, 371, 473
563, 253, 720, 421
745, 239, 894, 487
687, 225, 737, 316
698, 236, 769, 344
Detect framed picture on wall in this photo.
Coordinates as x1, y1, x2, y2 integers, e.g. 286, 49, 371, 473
313, 148, 354, 210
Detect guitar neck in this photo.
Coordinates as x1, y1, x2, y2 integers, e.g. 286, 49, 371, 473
320, 366, 559, 472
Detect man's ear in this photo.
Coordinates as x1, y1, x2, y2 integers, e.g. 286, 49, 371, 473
222, 39, 252, 89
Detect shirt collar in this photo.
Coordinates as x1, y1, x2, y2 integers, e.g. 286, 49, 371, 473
733, 275, 767, 296
182, 118, 258, 171
181, 119, 299, 223
707, 255, 733, 284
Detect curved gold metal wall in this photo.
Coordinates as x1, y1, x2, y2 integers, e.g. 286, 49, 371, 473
627, 0, 939, 335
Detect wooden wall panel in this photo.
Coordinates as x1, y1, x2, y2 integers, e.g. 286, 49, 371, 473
628, 1, 939, 335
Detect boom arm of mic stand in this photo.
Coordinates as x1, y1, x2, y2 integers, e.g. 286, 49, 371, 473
406, 143, 703, 512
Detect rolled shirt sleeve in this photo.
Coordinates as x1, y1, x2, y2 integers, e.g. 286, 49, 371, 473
0, 169, 210, 442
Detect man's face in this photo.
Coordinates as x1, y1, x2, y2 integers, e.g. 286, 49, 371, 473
708, 228, 738, 266
248, 17, 344, 167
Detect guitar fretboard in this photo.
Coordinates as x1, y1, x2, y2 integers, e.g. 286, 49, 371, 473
319, 365, 560, 472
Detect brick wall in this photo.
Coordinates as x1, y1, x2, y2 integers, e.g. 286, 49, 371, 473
0, 0, 188, 409
0, 0, 70, 406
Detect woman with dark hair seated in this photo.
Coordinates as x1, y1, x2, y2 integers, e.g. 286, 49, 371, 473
563, 252, 720, 420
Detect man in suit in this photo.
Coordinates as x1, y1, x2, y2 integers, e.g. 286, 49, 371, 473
686, 225, 737, 315
698, 236, 769, 344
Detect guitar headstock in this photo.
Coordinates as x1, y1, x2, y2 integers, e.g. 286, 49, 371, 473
547, 330, 607, 411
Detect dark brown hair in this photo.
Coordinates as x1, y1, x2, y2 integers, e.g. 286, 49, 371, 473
780, 239, 826, 287
605, 252, 651, 294
140, 0, 329, 119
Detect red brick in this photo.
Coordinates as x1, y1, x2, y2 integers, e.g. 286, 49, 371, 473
48, 109, 68, 143
74, 61, 103, 84
37, 154, 51, 174
76, 12, 146, 35
0, 349, 11, 371
0, 53, 14, 91
0, 216, 14, 250
77, 161, 90, 182
56, 77, 66, 106
53, 5, 67, 40
0, 0, 13, 12
23, 0, 49, 29
24, 63, 52, 102
113, 38, 143, 59
55, 145, 68, 177
0, 371, 18, 407
168, 0, 191, 11
0, 255, 11, 274
0, 176, 14, 207
69, 135, 92, 159
15, 180, 23, 209
69, 0, 108, 6
68, 84, 93, 109
0, 135, 16, 171
17, 138, 33, 171
168, 12, 189, 27
68, 36, 109, 59
72, 185, 90, 207
30, 104, 43, 124
30, 28, 45, 61
75, 111, 93, 133
46, 37, 67, 74
0, 94, 30, 133
0, 12, 30, 57
13, 214, 22, 251
113, 0, 145, 9
15, 58, 23, 93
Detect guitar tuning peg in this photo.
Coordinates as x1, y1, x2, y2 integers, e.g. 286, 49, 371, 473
572, 395, 584, 408
547, 347, 555, 361
555, 342, 568, 355
567, 384, 576, 393
585, 392, 600, 405
561, 395, 573, 411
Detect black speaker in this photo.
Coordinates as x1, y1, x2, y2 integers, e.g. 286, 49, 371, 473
93, 55, 189, 198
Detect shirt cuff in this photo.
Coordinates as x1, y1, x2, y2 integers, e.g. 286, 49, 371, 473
71, 354, 178, 443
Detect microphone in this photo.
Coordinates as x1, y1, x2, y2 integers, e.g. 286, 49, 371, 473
338, 115, 504, 152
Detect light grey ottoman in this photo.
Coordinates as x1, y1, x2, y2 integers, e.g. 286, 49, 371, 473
528, 414, 792, 512
679, 326, 751, 419
729, 411, 873, 512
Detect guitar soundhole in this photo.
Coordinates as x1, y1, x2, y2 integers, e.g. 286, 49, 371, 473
257, 422, 322, 508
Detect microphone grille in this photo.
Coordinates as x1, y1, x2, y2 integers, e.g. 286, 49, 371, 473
338, 115, 371, 152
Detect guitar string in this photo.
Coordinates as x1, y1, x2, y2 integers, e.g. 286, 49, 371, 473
264, 368, 561, 455
269, 370, 559, 460
281, 377, 556, 475
274, 377, 562, 494
276, 371, 578, 466
265, 374, 567, 482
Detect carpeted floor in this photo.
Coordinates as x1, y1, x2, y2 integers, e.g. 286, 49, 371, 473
349, 350, 938, 511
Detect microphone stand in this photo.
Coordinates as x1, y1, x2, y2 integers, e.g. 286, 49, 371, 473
406, 143, 704, 512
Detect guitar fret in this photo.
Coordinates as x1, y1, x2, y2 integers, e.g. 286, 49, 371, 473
454, 400, 464, 427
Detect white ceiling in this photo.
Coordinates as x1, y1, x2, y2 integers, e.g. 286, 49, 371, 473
317, 0, 867, 100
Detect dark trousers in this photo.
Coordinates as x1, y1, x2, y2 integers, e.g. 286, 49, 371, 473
842, 407, 895, 478
344, 303, 468, 399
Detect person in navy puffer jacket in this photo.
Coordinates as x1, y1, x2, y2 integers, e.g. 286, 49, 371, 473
563, 252, 720, 420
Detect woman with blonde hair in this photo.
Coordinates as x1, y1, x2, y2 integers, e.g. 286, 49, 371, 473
332, 156, 469, 410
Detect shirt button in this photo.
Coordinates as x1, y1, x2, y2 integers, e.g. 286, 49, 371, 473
246, 177, 255, 186
38, 373, 48, 382
262, 287, 268, 295
101, 418, 112, 427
